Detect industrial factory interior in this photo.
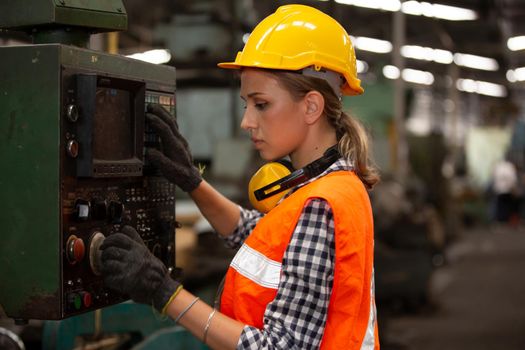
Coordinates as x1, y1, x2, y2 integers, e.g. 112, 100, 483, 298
1, 0, 525, 349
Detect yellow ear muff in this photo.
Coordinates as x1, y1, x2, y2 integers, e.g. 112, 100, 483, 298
248, 162, 293, 213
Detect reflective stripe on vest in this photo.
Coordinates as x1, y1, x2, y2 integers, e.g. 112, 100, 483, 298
361, 269, 377, 350
230, 243, 281, 289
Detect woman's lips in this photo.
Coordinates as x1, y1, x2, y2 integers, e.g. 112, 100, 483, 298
252, 138, 263, 148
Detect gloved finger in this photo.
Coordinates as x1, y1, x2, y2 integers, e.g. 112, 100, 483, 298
146, 148, 182, 179
100, 233, 136, 251
100, 245, 131, 262
147, 103, 180, 136
146, 112, 172, 137
100, 257, 127, 274
121, 225, 145, 246
145, 113, 182, 155
146, 111, 190, 151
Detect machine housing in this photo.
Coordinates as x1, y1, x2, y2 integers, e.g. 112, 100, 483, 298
0, 43, 178, 321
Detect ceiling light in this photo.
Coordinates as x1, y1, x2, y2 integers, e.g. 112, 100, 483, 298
335, 0, 401, 11
383, 65, 434, 85
383, 65, 400, 79
456, 79, 507, 98
127, 49, 171, 64
507, 36, 525, 51
356, 60, 369, 73
402, 68, 434, 85
453, 53, 499, 71
507, 70, 517, 83
401, 45, 453, 64
351, 37, 495, 73
354, 36, 393, 53
515, 67, 525, 81
323, 0, 478, 21
402, 1, 477, 20
508, 67, 525, 82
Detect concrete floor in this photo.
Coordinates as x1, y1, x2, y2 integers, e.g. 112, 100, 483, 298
381, 225, 525, 350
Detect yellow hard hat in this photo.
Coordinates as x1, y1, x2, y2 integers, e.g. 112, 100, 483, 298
218, 4, 363, 96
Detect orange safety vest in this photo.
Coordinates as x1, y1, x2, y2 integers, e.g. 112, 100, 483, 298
220, 171, 379, 349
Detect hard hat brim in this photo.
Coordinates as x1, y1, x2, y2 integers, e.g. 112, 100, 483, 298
218, 61, 364, 96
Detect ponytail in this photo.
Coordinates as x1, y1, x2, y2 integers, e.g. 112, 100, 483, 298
334, 111, 380, 189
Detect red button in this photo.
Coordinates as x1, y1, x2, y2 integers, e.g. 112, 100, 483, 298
67, 235, 85, 264
82, 292, 92, 308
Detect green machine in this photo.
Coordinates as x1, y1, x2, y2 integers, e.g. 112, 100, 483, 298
0, 0, 178, 322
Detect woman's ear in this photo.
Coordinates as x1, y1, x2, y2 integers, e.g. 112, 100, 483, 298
303, 90, 325, 125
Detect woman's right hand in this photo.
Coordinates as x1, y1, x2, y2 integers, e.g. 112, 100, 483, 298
146, 103, 202, 192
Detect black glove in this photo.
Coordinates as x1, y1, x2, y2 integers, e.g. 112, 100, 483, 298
100, 225, 181, 312
146, 103, 202, 192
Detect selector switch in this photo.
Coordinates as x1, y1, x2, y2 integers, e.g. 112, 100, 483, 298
74, 199, 90, 221
66, 235, 85, 264
108, 201, 124, 223
91, 199, 108, 220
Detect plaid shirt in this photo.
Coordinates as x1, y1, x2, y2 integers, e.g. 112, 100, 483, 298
223, 158, 354, 349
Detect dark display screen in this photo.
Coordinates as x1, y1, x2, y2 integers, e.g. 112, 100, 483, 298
93, 88, 133, 160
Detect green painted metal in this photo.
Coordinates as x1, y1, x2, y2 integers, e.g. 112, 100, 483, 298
0, 45, 62, 319
59, 45, 176, 84
0, 0, 127, 32
0, 43, 176, 320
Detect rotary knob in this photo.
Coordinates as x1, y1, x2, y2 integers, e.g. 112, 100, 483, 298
89, 232, 105, 276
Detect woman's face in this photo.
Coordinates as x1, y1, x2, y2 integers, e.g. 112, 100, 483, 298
240, 69, 308, 161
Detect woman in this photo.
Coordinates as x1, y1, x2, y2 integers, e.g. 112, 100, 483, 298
100, 4, 380, 349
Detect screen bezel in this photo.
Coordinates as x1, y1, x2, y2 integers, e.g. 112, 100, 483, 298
75, 74, 145, 178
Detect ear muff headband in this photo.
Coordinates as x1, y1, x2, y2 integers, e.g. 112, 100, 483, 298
254, 169, 308, 201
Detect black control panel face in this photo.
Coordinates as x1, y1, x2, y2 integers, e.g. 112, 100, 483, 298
60, 69, 177, 317
61, 177, 176, 316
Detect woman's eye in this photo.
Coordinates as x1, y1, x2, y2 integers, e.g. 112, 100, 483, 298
255, 102, 267, 110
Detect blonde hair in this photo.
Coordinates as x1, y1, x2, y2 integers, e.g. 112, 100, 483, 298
266, 70, 380, 189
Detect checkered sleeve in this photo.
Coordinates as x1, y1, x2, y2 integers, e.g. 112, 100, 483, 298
236, 198, 335, 349
222, 207, 264, 249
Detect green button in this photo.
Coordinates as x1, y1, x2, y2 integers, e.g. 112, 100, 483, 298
73, 294, 81, 310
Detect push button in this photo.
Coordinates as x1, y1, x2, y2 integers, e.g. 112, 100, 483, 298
67, 293, 81, 310
81, 291, 92, 308
66, 140, 79, 158
66, 235, 85, 264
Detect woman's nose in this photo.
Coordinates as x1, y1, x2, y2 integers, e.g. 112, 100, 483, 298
240, 109, 256, 131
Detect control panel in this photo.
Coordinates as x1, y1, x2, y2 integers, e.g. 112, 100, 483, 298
59, 71, 178, 316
